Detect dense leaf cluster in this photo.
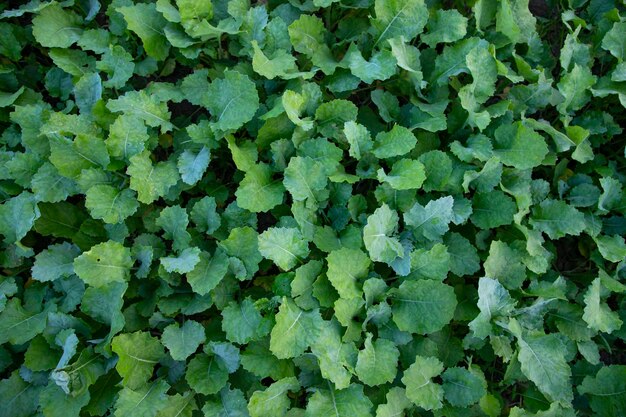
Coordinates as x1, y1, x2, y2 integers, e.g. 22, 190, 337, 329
0, 0, 625, 416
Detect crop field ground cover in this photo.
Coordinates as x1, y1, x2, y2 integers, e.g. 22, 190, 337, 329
0, 0, 625, 416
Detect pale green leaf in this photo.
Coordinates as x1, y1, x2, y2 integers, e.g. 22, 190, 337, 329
111, 331, 165, 390
161, 320, 206, 361
73, 241, 133, 287
402, 355, 444, 411
118, 3, 170, 60
355, 333, 399, 386
363, 204, 404, 264
391, 280, 457, 334
270, 297, 323, 359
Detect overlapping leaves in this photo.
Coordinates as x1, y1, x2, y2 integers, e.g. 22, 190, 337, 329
0, 0, 625, 416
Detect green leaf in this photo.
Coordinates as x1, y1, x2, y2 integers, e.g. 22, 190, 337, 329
375, 387, 412, 417
0, 299, 53, 345
39, 383, 90, 417
219, 227, 262, 280
32, 242, 81, 282
156, 392, 197, 417
226, 134, 258, 172
178, 146, 210, 186
209, 342, 240, 374
404, 196, 454, 241
583, 278, 623, 334
391, 280, 457, 334
326, 248, 371, 300
118, 3, 170, 61
422, 9, 468, 47
466, 45, 496, 104
451, 134, 493, 162
557, 64, 596, 114
469, 277, 516, 339
0, 372, 41, 417
190, 196, 221, 235
206, 71, 259, 132
578, 365, 626, 417
111, 331, 165, 390
511, 323, 573, 406
32, 3, 82, 48
202, 386, 250, 417
187, 249, 229, 295
344, 121, 373, 160
372, 90, 400, 122
282, 90, 314, 131
235, 164, 285, 213
177, 0, 213, 22
355, 333, 399, 386
85, 185, 139, 224
459, 45, 497, 129
483, 240, 526, 289
493, 122, 548, 169
78, 28, 111, 53
106, 115, 149, 160
495, 0, 537, 45
418, 150, 453, 192
258, 227, 309, 271
97, 45, 135, 89
73, 241, 133, 287
345, 46, 397, 83
248, 377, 299, 417
24, 336, 60, 371
372, 125, 417, 159
161, 320, 206, 361
156, 205, 191, 252
371, 0, 428, 46
292, 260, 323, 309
598, 177, 622, 214
529, 199, 586, 239
409, 243, 450, 281
50, 134, 110, 179
81, 282, 126, 348
363, 204, 404, 264
388, 37, 423, 81
114, 380, 169, 417
431, 37, 480, 85
270, 297, 323, 359
470, 190, 516, 229
442, 367, 486, 407
377, 159, 426, 190
315, 100, 358, 139
602, 22, 626, 60
310, 321, 356, 389
221, 298, 271, 344
242, 340, 295, 381
161, 246, 201, 273
462, 157, 502, 193
2, 1, 626, 416
402, 355, 444, 411
0, 192, 40, 244
74, 72, 102, 115
288, 15, 324, 56
107, 91, 173, 133
186, 352, 229, 395
288, 15, 336, 74
252, 41, 304, 80
305, 384, 373, 417
31, 163, 78, 203
594, 234, 626, 263
284, 156, 328, 203
444, 232, 480, 276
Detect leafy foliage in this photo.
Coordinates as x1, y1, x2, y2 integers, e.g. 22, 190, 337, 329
0, 0, 625, 416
